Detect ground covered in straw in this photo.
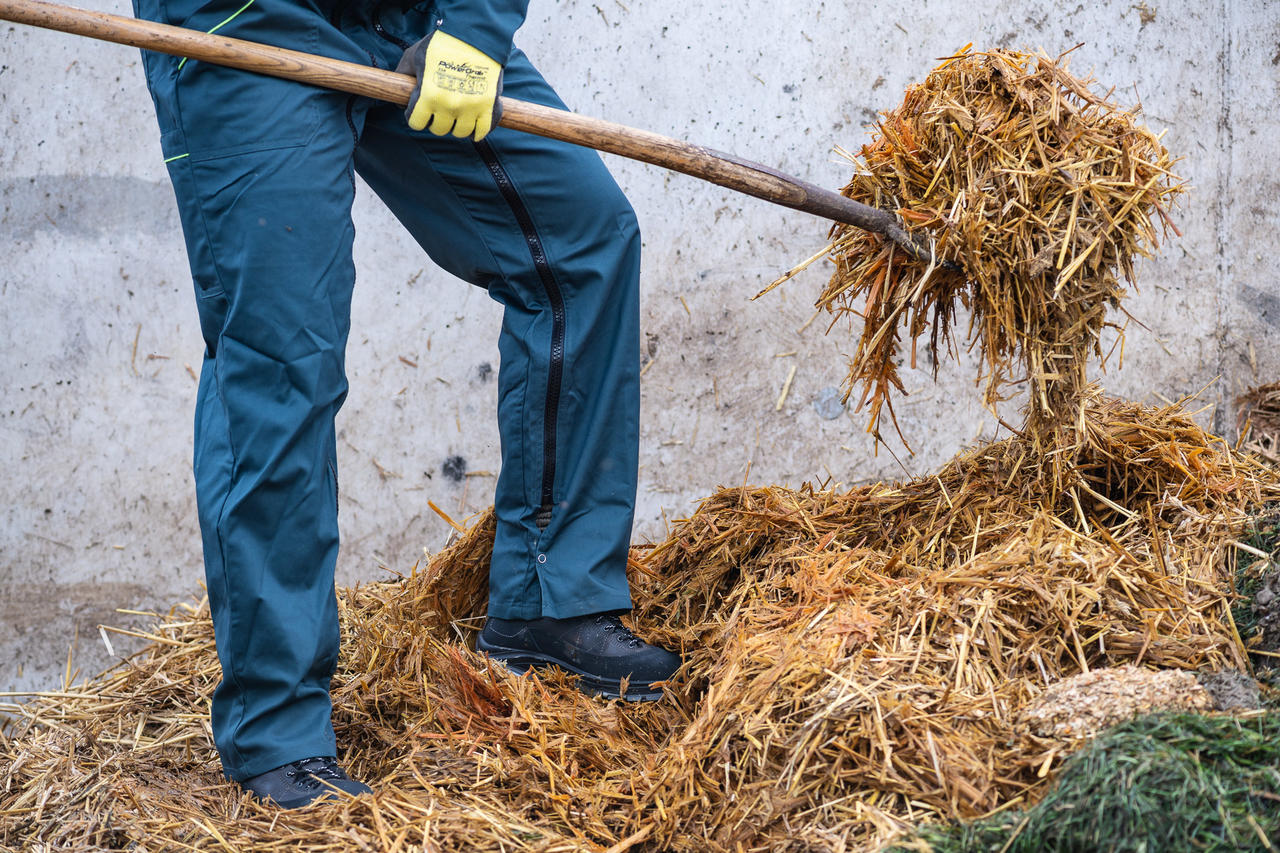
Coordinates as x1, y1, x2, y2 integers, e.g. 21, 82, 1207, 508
3, 390, 1278, 852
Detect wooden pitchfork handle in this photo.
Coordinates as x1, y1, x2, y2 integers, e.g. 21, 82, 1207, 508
0, 0, 950, 267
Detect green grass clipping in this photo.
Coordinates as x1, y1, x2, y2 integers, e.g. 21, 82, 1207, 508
894, 712, 1280, 852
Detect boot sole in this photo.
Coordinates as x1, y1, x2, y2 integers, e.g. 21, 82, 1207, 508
476, 638, 666, 702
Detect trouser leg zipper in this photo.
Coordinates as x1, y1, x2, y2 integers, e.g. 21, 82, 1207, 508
474, 140, 564, 532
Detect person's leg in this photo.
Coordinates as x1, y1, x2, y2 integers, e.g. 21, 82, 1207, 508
134, 0, 374, 784
350, 15, 641, 621
349, 14, 678, 697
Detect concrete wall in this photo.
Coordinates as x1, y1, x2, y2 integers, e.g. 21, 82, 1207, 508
3, 0, 1277, 693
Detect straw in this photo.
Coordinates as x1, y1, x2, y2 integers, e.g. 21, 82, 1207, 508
770, 47, 1183, 448
3, 391, 1275, 851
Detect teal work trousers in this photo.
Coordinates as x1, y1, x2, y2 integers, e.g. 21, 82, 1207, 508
135, 0, 640, 781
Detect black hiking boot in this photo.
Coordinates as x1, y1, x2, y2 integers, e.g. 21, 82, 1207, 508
241, 756, 371, 809
477, 613, 681, 701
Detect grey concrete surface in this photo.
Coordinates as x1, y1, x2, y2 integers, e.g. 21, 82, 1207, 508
2, 0, 1277, 694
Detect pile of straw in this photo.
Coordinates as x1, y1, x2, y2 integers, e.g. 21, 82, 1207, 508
3, 390, 1275, 852
1239, 381, 1280, 466
775, 47, 1182, 443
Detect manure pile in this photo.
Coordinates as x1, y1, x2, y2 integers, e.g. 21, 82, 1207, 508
773, 47, 1183, 443
4, 391, 1277, 851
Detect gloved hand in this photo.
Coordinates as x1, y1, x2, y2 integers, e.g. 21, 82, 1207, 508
396, 30, 504, 141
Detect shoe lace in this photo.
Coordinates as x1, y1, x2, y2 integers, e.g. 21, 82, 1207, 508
284, 756, 346, 789
594, 614, 644, 648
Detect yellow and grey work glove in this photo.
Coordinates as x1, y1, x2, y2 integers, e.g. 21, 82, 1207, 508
396, 30, 504, 141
